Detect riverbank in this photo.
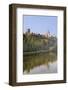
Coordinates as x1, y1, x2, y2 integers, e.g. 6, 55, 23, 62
23, 49, 56, 55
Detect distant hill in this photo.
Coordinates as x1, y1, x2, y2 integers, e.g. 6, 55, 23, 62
23, 32, 57, 54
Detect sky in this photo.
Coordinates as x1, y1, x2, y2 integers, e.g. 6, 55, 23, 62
23, 15, 57, 36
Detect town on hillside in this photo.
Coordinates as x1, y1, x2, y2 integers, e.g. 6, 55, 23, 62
23, 28, 57, 54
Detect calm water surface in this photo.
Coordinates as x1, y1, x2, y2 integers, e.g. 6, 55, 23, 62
23, 52, 57, 74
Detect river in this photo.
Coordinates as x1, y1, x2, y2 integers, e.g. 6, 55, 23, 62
23, 52, 57, 74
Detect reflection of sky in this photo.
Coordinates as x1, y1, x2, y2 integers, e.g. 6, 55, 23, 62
23, 15, 57, 36
24, 61, 57, 74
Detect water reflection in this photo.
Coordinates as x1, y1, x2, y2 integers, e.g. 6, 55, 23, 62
23, 52, 57, 74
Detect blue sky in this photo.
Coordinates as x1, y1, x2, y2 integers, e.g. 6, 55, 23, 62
23, 15, 57, 36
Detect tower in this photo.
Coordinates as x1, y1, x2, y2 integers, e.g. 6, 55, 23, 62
27, 28, 30, 33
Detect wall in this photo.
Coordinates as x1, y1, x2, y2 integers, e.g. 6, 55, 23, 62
0, 0, 68, 90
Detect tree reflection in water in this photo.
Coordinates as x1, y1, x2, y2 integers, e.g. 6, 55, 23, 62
23, 52, 57, 74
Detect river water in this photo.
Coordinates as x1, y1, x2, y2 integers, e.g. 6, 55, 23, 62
23, 52, 57, 74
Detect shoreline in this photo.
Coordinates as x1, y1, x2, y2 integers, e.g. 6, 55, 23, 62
23, 49, 56, 55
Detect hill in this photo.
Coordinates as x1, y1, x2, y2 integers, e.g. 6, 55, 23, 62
23, 32, 57, 54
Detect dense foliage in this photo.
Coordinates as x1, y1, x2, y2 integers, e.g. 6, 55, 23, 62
23, 33, 57, 53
